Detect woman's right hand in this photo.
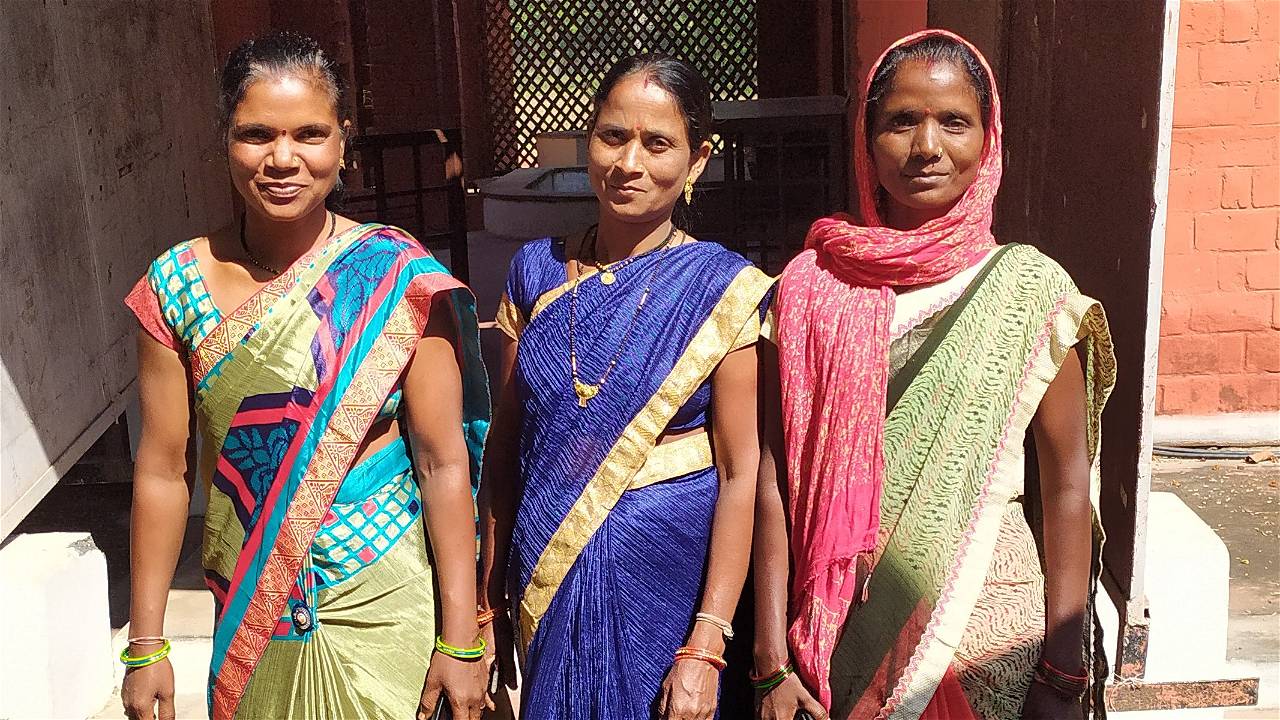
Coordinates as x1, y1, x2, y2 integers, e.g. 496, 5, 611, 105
120, 658, 175, 720
757, 673, 828, 720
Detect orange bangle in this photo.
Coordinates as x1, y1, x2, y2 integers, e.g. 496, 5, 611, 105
476, 604, 507, 627
674, 646, 727, 672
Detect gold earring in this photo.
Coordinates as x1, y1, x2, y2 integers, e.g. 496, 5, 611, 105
339, 158, 347, 170
684, 178, 694, 205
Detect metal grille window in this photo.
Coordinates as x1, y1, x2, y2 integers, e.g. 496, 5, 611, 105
483, 0, 759, 171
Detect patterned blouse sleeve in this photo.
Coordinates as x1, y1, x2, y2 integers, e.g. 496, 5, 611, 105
124, 272, 182, 352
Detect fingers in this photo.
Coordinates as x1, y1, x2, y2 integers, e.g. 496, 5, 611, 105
124, 699, 155, 720
449, 694, 470, 720
657, 678, 671, 718
157, 693, 176, 720
800, 694, 830, 720
418, 686, 441, 720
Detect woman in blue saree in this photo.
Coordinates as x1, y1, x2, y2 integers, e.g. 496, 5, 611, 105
479, 55, 773, 720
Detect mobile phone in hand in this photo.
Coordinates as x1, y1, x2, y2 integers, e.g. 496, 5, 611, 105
430, 696, 451, 720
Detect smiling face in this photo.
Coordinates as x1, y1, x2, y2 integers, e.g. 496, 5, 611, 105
226, 74, 343, 223
869, 58, 985, 229
587, 73, 709, 226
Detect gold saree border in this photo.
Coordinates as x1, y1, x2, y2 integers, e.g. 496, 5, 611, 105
629, 432, 714, 490
883, 293, 1115, 720
495, 292, 525, 340
517, 267, 775, 646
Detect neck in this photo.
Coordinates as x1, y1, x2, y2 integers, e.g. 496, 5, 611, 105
883, 201, 948, 231
243, 206, 331, 268
594, 214, 674, 263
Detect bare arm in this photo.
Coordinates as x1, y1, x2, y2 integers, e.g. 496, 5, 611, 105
662, 344, 761, 719
404, 298, 486, 719
477, 335, 523, 610
752, 341, 790, 672
751, 341, 825, 718
1023, 345, 1092, 719
476, 334, 523, 690
122, 332, 192, 720
1031, 346, 1092, 669
129, 332, 193, 641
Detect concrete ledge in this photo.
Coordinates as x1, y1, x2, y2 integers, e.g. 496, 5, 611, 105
1154, 411, 1280, 448
0, 532, 114, 719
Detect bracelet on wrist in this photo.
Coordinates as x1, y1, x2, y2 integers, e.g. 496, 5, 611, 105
477, 603, 508, 627
127, 635, 167, 646
749, 661, 795, 691
673, 646, 727, 672
434, 634, 487, 661
1033, 657, 1088, 701
693, 612, 735, 640
120, 638, 172, 669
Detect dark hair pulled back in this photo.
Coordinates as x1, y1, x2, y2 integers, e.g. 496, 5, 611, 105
590, 53, 714, 149
218, 31, 348, 210
865, 35, 992, 139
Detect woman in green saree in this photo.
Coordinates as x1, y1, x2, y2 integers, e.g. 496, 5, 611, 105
752, 30, 1116, 720
121, 32, 491, 720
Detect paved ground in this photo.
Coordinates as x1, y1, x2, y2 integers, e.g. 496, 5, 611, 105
11, 440, 1276, 718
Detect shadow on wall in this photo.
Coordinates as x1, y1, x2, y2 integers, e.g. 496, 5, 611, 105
0, 2, 231, 535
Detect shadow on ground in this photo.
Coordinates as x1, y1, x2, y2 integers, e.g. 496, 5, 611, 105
9, 482, 203, 628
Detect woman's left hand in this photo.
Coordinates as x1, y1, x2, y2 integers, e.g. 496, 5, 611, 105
658, 659, 720, 720
1020, 681, 1084, 720
418, 653, 488, 720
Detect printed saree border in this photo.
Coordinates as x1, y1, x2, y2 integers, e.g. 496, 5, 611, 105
517, 266, 775, 646
191, 223, 378, 389
880, 293, 1115, 720
210, 267, 464, 720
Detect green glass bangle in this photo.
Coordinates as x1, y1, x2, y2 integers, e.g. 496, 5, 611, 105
434, 635, 487, 661
119, 639, 172, 668
750, 662, 794, 691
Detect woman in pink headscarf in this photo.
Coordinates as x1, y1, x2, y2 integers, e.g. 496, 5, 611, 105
750, 30, 1116, 720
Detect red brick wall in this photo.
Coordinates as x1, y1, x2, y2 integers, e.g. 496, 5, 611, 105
1159, 0, 1280, 415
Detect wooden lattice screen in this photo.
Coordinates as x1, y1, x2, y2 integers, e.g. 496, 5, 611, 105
482, 0, 759, 171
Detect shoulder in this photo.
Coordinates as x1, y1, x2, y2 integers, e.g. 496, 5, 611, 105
510, 236, 559, 270
139, 237, 206, 288
354, 223, 428, 257
998, 243, 1078, 294
674, 238, 766, 284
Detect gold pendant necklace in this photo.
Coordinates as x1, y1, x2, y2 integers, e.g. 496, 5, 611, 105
589, 223, 676, 286
568, 225, 678, 408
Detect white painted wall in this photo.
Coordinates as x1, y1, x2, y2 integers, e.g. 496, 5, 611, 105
0, 1, 232, 537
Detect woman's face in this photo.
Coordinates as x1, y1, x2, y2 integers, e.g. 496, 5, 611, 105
869, 58, 985, 227
227, 75, 343, 223
587, 73, 709, 226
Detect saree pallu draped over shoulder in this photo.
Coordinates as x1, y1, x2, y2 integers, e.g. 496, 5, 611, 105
497, 238, 773, 719
177, 225, 489, 720
827, 244, 1116, 720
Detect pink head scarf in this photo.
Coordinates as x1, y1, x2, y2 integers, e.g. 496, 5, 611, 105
774, 29, 1003, 705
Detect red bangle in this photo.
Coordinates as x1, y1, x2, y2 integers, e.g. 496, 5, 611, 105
674, 646, 727, 672
476, 604, 507, 627
1039, 658, 1087, 683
